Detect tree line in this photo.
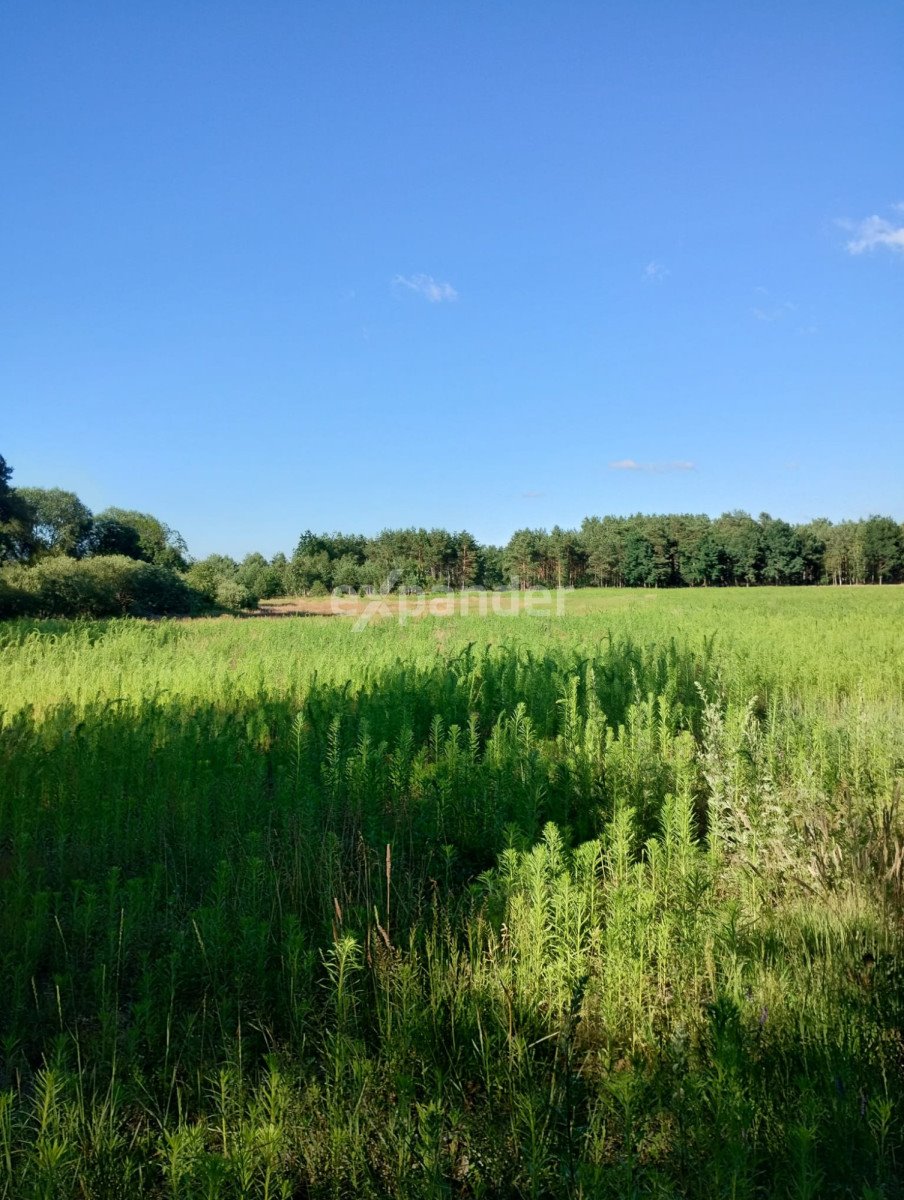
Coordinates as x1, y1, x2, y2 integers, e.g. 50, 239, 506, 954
2, 452, 903, 617
252, 511, 904, 597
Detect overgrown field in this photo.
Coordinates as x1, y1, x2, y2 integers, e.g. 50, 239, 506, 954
1, 588, 903, 1198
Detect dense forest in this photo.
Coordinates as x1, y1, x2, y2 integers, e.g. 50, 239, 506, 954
2, 452, 903, 617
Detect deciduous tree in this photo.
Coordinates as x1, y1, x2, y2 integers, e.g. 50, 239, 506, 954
18, 487, 93, 558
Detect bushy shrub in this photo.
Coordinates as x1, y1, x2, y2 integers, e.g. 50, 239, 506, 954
93, 558, 206, 616
308, 580, 329, 598
185, 555, 238, 601
236, 553, 284, 600
1, 557, 204, 618
11, 556, 114, 617
214, 577, 259, 611
185, 556, 258, 610
0, 570, 35, 618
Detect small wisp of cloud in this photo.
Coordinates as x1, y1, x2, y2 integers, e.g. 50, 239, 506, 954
393, 273, 459, 302
609, 458, 696, 474
840, 206, 904, 256
752, 299, 797, 323
520, 490, 545, 499
643, 260, 669, 283
751, 287, 815, 333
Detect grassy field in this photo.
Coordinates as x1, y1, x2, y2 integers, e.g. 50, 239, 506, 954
1, 587, 903, 1197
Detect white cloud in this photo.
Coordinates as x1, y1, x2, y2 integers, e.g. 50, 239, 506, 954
609, 459, 696, 473
841, 209, 904, 255
750, 286, 798, 323
752, 300, 797, 322
643, 260, 669, 282
393, 273, 458, 302
521, 490, 545, 499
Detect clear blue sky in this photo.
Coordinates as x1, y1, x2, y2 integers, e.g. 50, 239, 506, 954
2, 1, 902, 558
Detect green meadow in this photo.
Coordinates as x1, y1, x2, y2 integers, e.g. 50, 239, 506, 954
1, 587, 903, 1197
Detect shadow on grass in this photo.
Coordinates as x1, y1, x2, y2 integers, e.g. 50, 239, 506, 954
1, 639, 901, 1196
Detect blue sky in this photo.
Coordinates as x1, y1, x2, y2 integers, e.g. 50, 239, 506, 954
2, 1, 902, 557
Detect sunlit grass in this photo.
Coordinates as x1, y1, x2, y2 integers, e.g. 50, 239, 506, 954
0, 588, 902, 1196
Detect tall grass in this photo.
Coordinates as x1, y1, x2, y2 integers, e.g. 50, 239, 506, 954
1, 588, 903, 1196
